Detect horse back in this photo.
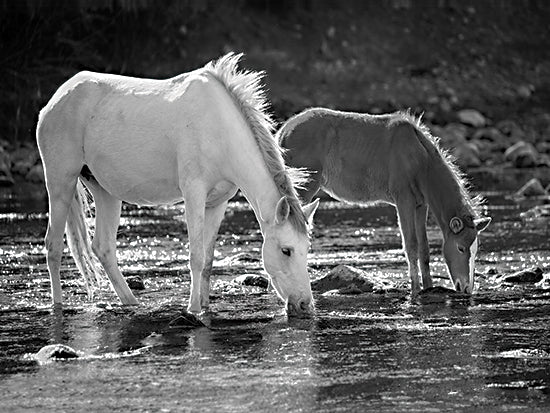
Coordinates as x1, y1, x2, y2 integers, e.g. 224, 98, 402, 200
280, 110, 429, 205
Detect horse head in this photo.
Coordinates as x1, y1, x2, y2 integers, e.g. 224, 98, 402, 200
261, 197, 319, 318
443, 215, 491, 293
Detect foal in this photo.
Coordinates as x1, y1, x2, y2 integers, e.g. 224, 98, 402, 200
279, 108, 490, 293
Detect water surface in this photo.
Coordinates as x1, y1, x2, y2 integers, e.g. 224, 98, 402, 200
1, 181, 549, 412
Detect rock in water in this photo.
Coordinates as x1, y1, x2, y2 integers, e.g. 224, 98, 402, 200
504, 141, 539, 168
501, 267, 544, 283
515, 178, 548, 197
311, 265, 377, 293
36, 344, 79, 361
168, 311, 206, 328
234, 274, 269, 288
125, 275, 145, 290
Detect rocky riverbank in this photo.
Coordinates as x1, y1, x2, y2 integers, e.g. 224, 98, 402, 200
2, 107, 549, 199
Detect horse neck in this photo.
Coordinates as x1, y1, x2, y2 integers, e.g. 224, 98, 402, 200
425, 159, 471, 231
230, 146, 284, 232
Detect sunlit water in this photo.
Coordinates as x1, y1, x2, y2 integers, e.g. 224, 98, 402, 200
1, 178, 549, 412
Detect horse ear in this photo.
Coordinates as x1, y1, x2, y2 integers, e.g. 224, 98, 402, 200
303, 198, 320, 227
274, 196, 290, 225
449, 216, 464, 234
474, 216, 491, 232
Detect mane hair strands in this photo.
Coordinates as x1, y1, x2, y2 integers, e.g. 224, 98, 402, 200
389, 111, 484, 219
204, 53, 309, 233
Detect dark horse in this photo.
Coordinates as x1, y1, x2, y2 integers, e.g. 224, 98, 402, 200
278, 108, 491, 293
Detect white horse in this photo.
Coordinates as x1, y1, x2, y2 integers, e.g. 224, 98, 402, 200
36, 53, 319, 317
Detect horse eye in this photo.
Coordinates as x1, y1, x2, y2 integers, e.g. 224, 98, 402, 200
281, 247, 292, 257
457, 245, 466, 254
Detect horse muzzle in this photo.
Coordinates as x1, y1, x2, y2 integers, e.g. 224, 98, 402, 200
286, 297, 315, 318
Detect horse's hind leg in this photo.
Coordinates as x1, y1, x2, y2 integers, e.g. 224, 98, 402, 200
44, 175, 79, 305
396, 198, 421, 293
200, 200, 229, 310
415, 204, 432, 289
86, 182, 138, 305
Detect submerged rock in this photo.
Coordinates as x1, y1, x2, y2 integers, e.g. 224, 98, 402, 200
126, 275, 145, 290
35, 344, 79, 361
312, 265, 380, 293
515, 178, 548, 197
500, 267, 544, 284
233, 274, 269, 288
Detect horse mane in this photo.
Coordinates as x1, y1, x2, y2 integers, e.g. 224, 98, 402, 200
204, 53, 309, 233
389, 111, 484, 219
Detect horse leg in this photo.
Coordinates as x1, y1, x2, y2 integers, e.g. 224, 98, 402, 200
182, 190, 207, 313
44, 175, 79, 305
415, 204, 432, 289
200, 201, 228, 310
396, 199, 420, 293
87, 182, 138, 305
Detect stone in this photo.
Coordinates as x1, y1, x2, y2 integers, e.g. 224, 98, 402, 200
234, 274, 269, 288
168, 311, 205, 328
504, 141, 539, 168
35, 344, 79, 361
515, 178, 548, 197
311, 265, 379, 293
457, 109, 487, 128
520, 205, 550, 222
125, 275, 145, 290
472, 127, 505, 143
25, 163, 44, 183
500, 267, 543, 284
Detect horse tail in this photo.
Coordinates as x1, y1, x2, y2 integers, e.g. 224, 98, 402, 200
204, 53, 309, 231
65, 179, 107, 298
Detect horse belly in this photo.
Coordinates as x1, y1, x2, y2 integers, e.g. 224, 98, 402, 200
84, 137, 182, 205
322, 156, 391, 205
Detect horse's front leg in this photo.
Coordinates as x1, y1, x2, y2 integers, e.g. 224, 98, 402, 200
200, 201, 229, 310
415, 204, 432, 289
182, 188, 207, 314
396, 199, 420, 293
